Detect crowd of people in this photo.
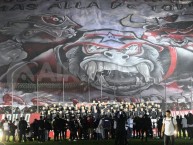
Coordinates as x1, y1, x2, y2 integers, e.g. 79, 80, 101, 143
0, 101, 193, 145
0, 100, 190, 114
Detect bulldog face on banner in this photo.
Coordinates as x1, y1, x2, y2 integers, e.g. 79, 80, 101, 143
60, 30, 164, 95
142, 21, 193, 48
0, 14, 81, 43
0, 14, 82, 82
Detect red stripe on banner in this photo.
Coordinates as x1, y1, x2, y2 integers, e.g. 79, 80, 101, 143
163, 46, 177, 80
29, 113, 40, 124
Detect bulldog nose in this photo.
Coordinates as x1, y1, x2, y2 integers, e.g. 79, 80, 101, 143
122, 54, 129, 60
104, 50, 129, 64
104, 51, 129, 59
104, 51, 113, 58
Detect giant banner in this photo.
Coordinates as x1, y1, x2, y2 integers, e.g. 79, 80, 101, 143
0, 0, 193, 107
0, 113, 40, 123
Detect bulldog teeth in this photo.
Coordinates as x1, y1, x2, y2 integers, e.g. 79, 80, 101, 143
86, 61, 97, 81
107, 70, 111, 76
84, 60, 153, 86
97, 74, 109, 87
136, 77, 141, 85
136, 63, 151, 83
129, 73, 133, 77
97, 62, 104, 72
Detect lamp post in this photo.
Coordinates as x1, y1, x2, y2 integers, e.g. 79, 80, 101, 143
10, 62, 37, 120
140, 91, 142, 103
100, 73, 103, 102
11, 73, 14, 119
88, 77, 91, 103
164, 80, 167, 111
63, 77, 65, 104
187, 75, 193, 110
191, 77, 193, 110
36, 76, 39, 113
188, 86, 193, 110
11, 66, 22, 119
9, 62, 38, 119
191, 91, 193, 110
177, 98, 179, 111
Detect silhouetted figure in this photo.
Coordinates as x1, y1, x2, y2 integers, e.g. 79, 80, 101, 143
53, 116, 60, 141
9, 121, 17, 142
31, 119, 39, 141
187, 113, 193, 140
115, 110, 127, 145
141, 114, 152, 142
69, 115, 79, 141
18, 117, 27, 142
176, 115, 182, 138
38, 116, 45, 142
157, 115, 163, 139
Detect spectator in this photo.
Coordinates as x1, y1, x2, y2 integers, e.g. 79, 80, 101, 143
26, 127, 33, 141
141, 114, 152, 142
95, 116, 103, 140
44, 118, 52, 141
87, 115, 94, 139
157, 115, 163, 139
14, 118, 19, 141
9, 121, 17, 142
186, 113, 193, 140
2, 118, 10, 142
69, 115, 79, 141
38, 116, 45, 142
81, 115, 89, 140
181, 115, 188, 139
161, 110, 177, 145
31, 119, 39, 141
126, 115, 134, 140
102, 115, 111, 139
18, 117, 27, 142
52, 116, 60, 141
176, 115, 182, 138
115, 110, 127, 145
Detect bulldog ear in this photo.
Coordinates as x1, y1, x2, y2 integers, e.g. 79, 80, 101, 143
143, 25, 159, 30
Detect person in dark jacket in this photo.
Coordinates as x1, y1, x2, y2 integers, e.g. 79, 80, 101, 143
18, 117, 27, 142
187, 113, 193, 140
38, 116, 45, 142
53, 116, 60, 141
44, 118, 52, 141
31, 119, 39, 141
9, 121, 17, 142
157, 115, 163, 139
81, 115, 89, 140
176, 115, 182, 138
102, 115, 111, 139
69, 115, 79, 141
141, 114, 152, 142
115, 110, 127, 145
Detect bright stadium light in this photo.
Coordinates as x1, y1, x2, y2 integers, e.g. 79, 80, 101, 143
0, 129, 3, 140
174, 130, 177, 136
173, 0, 193, 4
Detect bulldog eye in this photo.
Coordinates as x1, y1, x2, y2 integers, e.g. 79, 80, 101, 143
86, 46, 108, 53
126, 44, 138, 50
53, 17, 59, 21
124, 44, 141, 55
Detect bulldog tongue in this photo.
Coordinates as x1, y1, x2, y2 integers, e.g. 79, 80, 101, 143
87, 61, 97, 81
136, 63, 151, 82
